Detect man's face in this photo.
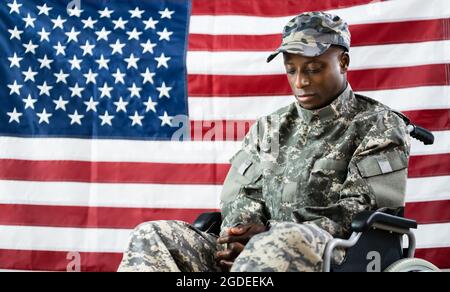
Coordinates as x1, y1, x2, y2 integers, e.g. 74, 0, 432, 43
283, 47, 349, 110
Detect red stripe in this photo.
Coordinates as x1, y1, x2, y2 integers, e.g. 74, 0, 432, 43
406, 200, 450, 225
0, 159, 229, 184
189, 19, 449, 51
0, 249, 122, 272
188, 64, 450, 96
403, 109, 450, 132
408, 154, 450, 178
415, 247, 450, 269
191, 0, 382, 16
0, 204, 218, 229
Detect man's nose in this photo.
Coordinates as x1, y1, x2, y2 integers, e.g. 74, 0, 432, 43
295, 74, 310, 89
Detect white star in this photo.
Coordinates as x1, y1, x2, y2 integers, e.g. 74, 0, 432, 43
129, 7, 145, 19
159, 8, 175, 19
7, 0, 22, 15
113, 97, 128, 113
53, 41, 66, 56
23, 40, 38, 54
99, 111, 114, 126
7, 108, 22, 124
83, 69, 98, 84
129, 111, 144, 126
98, 7, 114, 18
67, 5, 83, 17
8, 26, 23, 41
95, 54, 110, 70
7, 80, 22, 96
156, 82, 172, 98
124, 54, 140, 69
8, 53, 23, 68
95, 27, 111, 41
37, 109, 52, 124
68, 110, 84, 125
80, 40, 95, 56
37, 81, 53, 96
23, 13, 36, 28
22, 94, 37, 109
157, 28, 173, 41
110, 39, 125, 55
65, 27, 80, 43
69, 55, 82, 70
141, 68, 156, 84
144, 97, 157, 113
22, 67, 38, 82
84, 97, 99, 112
22, 95, 38, 112
82, 17, 97, 29
155, 53, 171, 69
128, 83, 142, 98
159, 111, 173, 127
37, 28, 51, 42
51, 15, 67, 30
37, 54, 53, 70
112, 68, 125, 84
69, 83, 84, 98
37, 3, 52, 16
53, 96, 69, 111
126, 28, 142, 41
99, 83, 113, 98
143, 17, 158, 30
141, 39, 157, 54
112, 17, 128, 30
54, 69, 69, 84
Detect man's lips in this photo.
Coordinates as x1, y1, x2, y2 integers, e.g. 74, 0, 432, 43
296, 94, 316, 102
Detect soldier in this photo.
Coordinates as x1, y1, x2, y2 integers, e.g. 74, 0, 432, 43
118, 11, 411, 272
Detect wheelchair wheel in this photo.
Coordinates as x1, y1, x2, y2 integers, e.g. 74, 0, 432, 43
384, 258, 440, 272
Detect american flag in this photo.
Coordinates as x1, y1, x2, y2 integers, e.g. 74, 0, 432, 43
0, 0, 449, 271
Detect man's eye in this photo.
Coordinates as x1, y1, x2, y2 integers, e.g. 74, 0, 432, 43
305, 69, 321, 74
286, 70, 296, 75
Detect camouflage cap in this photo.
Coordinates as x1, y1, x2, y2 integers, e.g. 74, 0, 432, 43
267, 11, 351, 63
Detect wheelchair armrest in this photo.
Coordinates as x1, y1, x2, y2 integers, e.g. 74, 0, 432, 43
193, 212, 222, 235
351, 210, 417, 233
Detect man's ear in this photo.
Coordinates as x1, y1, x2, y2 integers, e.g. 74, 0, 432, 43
340, 52, 350, 73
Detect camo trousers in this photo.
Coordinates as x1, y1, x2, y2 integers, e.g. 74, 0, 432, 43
117, 220, 344, 272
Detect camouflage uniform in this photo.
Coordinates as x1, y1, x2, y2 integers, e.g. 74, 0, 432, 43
118, 12, 411, 272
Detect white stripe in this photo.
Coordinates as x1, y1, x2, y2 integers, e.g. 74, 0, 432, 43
0, 176, 446, 209
0, 222, 447, 253
189, 0, 450, 35
406, 176, 450, 203
0, 137, 241, 163
0, 180, 221, 209
0, 225, 131, 253
188, 87, 450, 120
187, 41, 450, 75
410, 131, 450, 156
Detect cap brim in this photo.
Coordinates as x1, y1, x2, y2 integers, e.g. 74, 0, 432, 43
266, 43, 332, 63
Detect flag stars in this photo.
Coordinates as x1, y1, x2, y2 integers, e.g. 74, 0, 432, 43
98, 7, 114, 18
99, 83, 113, 98
127, 28, 142, 41
8, 0, 22, 15
37, 81, 53, 96
143, 17, 158, 30
23, 13, 36, 28
84, 97, 99, 112
157, 28, 173, 41
110, 39, 126, 55
82, 17, 97, 29
80, 40, 95, 56
156, 82, 172, 98
54, 69, 69, 84
155, 53, 171, 69
22, 67, 38, 82
8, 80, 22, 96
23, 94, 38, 109
129, 111, 144, 126
141, 39, 157, 54
114, 97, 128, 113
8, 26, 23, 40
51, 15, 67, 30
159, 111, 173, 127
23, 40, 39, 54
113, 17, 128, 30
129, 7, 145, 19
37, 3, 52, 16
95, 27, 111, 41
7, 108, 23, 124
99, 111, 114, 126
53, 42, 66, 56
96, 54, 110, 70
144, 97, 157, 113
38, 28, 51, 42
69, 83, 85, 98
128, 83, 142, 98
8, 53, 23, 68
69, 55, 83, 70
65, 27, 80, 43
141, 68, 156, 84
159, 8, 175, 19
83, 69, 98, 84
67, 5, 83, 17
37, 54, 53, 70
125, 54, 140, 69
37, 109, 52, 124
53, 96, 69, 111
68, 110, 84, 125
112, 68, 126, 84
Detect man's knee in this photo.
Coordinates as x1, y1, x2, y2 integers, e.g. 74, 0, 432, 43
134, 220, 189, 235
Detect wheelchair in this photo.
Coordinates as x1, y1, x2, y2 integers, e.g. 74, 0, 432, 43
193, 123, 441, 272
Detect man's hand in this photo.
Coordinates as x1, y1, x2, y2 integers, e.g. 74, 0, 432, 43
215, 224, 267, 270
